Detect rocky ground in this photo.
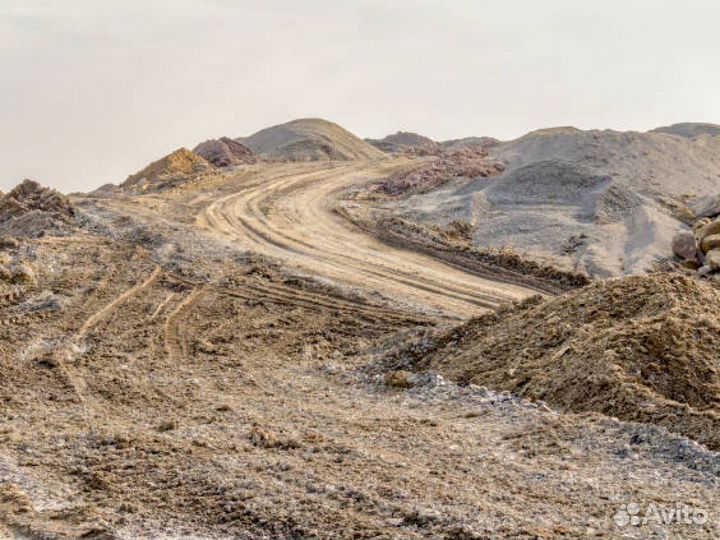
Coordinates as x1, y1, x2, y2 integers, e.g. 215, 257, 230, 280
2, 121, 720, 539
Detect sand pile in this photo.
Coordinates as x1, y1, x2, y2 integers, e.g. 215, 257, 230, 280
122, 148, 212, 192
193, 137, 257, 167
379, 124, 720, 277
393, 273, 720, 449
365, 131, 442, 155
238, 118, 385, 161
0, 179, 77, 237
371, 147, 504, 196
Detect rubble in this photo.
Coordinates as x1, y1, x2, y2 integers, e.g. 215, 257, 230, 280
193, 137, 257, 167
370, 146, 504, 196
0, 179, 77, 237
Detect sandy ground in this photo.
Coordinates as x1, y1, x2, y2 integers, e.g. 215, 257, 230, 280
1, 158, 719, 539
195, 160, 534, 317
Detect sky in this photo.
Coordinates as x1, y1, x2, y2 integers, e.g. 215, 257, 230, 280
1, 0, 720, 193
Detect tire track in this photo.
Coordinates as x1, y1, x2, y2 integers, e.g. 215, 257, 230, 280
199, 161, 538, 318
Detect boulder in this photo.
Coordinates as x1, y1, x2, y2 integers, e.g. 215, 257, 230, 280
671, 231, 698, 260
700, 234, 720, 254
706, 249, 720, 271
695, 218, 720, 243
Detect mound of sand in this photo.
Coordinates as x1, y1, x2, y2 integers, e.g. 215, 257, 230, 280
380, 125, 720, 277
238, 118, 385, 161
0, 179, 77, 237
394, 273, 720, 449
122, 148, 212, 192
193, 137, 257, 167
365, 131, 442, 155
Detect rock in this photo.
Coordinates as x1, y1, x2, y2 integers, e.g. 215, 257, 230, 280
673, 206, 696, 225
689, 194, 720, 220
680, 259, 700, 270
671, 231, 698, 260
698, 265, 712, 276
10, 263, 34, 284
700, 233, 720, 254
695, 218, 720, 243
0, 236, 18, 249
705, 249, 720, 271
384, 370, 414, 389
0, 265, 12, 282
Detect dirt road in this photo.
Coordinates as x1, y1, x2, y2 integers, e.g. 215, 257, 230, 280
197, 160, 535, 318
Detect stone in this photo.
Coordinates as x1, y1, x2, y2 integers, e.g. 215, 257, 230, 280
680, 259, 699, 270
671, 231, 698, 260
705, 249, 720, 271
384, 370, 414, 389
700, 233, 720, 254
10, 263, 34, 284
695, 218, 720, 243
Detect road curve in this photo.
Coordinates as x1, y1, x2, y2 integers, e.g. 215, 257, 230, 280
197, 159, 537, 318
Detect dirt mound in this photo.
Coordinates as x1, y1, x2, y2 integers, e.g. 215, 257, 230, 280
379, 125, 720, 277
238, 118, 385, 161
651, 122, 720, 139
193, 137, 257, 167
395, 274, 720, 449
0, 179, 77, 237
370, 147, 504, 196
122, 148, 213, 192
365, 131, 442, 155
441, 136, 500, 151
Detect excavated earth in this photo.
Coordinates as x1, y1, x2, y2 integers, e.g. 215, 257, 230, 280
1, 157, 720, 540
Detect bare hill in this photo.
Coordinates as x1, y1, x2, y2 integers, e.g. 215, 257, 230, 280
238, 118, 385, 161
379, 125, 720, 277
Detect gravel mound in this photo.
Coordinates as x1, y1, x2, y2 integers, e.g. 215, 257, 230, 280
396, 274, 720, 450
651, 122, 720, 139
193, 137, 257, 167
0, 179, 77, 237
380, 125, 720, 277
122, 148, 213, 192
441, 136, 500, 151
238, 118, 385, 161
365, 131, 442, 155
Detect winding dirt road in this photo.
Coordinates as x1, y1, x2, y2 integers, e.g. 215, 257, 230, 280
197, 159, 536, 318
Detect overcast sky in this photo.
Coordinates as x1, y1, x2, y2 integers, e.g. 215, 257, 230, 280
1, 0, 719, 192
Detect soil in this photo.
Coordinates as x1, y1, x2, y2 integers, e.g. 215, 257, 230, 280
1, 153, 720, 539
390, 273, 720, 450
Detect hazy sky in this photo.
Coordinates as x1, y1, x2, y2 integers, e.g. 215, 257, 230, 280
2, 0, 720, 192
